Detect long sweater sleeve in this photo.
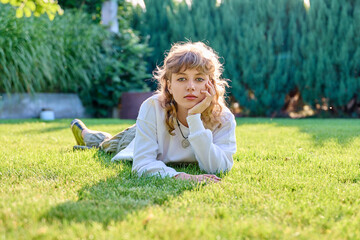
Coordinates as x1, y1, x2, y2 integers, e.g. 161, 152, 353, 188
186, 112, 237, 173
131, 102, 179, 178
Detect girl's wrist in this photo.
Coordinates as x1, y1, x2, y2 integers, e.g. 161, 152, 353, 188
174, 173, 186, 179
186, 114, 205, 134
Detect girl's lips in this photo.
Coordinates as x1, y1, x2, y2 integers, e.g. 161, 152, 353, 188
184, 96, 197, 100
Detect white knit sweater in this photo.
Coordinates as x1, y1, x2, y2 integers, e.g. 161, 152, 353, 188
112, 94, 237, 178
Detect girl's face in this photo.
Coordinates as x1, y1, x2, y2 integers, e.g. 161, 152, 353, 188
168, 68, 210, 111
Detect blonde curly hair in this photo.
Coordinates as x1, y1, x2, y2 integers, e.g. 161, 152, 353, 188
154, 41, 229, 135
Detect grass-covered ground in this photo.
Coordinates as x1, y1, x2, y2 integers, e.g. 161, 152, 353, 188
0, 118, 360, 239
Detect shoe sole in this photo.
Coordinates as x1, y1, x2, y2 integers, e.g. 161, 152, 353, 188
71, 119, 86, 146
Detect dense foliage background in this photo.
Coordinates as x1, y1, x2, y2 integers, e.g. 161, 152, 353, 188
131, 0, 360, 117
0, 1, 150, 117
0, 0, 359, 117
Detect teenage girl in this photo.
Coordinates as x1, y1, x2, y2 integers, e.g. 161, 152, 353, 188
71, 42, 237, 183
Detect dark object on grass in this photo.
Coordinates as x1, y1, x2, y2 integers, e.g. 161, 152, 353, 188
73, 145, 94, 150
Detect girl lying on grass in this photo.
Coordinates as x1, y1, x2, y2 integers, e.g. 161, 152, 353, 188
71, 42, 237, 183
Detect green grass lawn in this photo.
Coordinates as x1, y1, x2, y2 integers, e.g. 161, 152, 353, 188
1, 118, 360, 239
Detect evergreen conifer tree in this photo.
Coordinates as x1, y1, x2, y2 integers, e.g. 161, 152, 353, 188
131, 0, 360, 116
140, 0, 175, 69
297, 0, 360, 113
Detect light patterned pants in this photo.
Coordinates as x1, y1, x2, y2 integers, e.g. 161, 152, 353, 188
83, 124, 136, 154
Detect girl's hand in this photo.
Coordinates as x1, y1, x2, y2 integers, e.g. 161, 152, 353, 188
188, 81, 216, 115
174, 172, 221, 183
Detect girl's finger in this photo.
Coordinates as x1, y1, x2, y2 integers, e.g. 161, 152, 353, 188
206, 82, 215, 96
201, 89, 211, 98
204, 174, 221, 180
209, 82, 216, 95
206, 84, 212, 94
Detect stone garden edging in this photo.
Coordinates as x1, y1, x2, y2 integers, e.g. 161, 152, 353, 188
0, 93, 87, 119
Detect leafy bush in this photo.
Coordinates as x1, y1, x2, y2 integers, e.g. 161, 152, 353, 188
0, 4, 151, 117
0, 5, 107, 94
83, 30, 151, 117
131, 0, 360, 117
294, 0, 360, 112
56, 0, 152, 117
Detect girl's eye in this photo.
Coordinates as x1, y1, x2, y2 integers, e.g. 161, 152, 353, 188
196, 78, 205, 82
177, 77, 186, 82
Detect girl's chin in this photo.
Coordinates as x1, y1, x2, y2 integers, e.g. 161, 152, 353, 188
177, 102, 198, 110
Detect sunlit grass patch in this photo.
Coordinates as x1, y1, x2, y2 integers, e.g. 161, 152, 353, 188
0, 118, 359, 239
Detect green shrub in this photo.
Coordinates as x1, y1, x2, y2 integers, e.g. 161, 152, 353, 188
131, 0, 175, 74
83, 30, 151, 118
0, 5, 107, 94
295, 0, 360, 111
57, 0, 152, 117
0, 4, 151, 117
131, 0, 360, 117
58, 0, 102, 14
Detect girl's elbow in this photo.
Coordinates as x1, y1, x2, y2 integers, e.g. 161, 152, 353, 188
204, 161, 233, 174
214, 159, 233, 173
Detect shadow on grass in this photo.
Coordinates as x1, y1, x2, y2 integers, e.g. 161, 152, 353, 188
236, 118, 360, 147
42, 151, 202, 226
20, 125, 68, 134
10, 119, 136, 135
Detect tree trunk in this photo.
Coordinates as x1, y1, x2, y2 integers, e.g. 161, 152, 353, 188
101, 0, 118, 33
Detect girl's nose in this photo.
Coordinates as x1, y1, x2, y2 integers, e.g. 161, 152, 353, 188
186, 79, 195, 91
